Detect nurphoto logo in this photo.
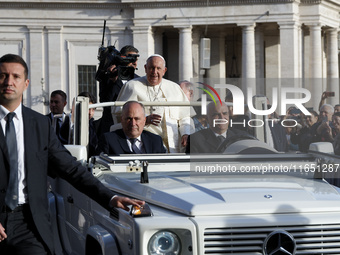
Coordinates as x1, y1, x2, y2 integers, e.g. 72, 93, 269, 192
198, 83, 312, 128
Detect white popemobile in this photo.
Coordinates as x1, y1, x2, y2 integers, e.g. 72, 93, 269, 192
48, 96, 340, 255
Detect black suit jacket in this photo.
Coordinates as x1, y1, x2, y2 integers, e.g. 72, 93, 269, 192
185, 128, 242, 153
0, 106, 115, 254
46, 112, 70, 144
269, 123, 289, 152
97, 129, 166, 155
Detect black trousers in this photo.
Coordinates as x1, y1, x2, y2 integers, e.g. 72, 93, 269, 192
0, 204, 50, 255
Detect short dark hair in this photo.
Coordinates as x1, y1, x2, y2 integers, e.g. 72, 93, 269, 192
51, 90, 67, 102
78, 91, 96, 104
120, 45, 139, 55
0, 54, 29, 79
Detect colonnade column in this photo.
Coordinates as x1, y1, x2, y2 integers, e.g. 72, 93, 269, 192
255, 25, 265, 95
107, 27, 126, 50
239, 23, 256, 96
278, 22, 300, 80
154, 28, 163, 55
326, 28, 339, 106
27, 26, 44, 112
308, 24, 323, 110
132, 26, 154, 74
192, 28, 201, 79
46, 26, 63, 93
255, 25, 265, 79
123, 27, 133, 46
218, 32, 226, 81
178, 26, 193, 81
309, 24, 323, 78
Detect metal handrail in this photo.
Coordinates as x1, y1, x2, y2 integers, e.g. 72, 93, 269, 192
89, 101, 202, 108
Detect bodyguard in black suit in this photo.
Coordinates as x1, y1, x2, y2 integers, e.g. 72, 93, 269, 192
97, 101, 166, 155
186, 101, 249, 153
186, 127, 242, 154
46, 90, 70, 144
46, 112, 70, 144
0, 54, 144, 254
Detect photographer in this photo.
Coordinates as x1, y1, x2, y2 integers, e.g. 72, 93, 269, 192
97, 45, 139, 136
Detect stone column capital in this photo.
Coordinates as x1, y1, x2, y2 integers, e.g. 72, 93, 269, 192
324, 27, 339, 33
175, 25, 193, 32
26, 25, 44, 32
45, 26, 63, 34
277, 21, 301, 29
237, 23, 256, 29
304, 23, 323, 29
131, 26, 152, 34
45, 26, 62, 31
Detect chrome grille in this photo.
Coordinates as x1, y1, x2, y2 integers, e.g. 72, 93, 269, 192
204, 224, 340, 254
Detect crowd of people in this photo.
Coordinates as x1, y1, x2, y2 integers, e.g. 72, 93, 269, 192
286, 94, 340, 155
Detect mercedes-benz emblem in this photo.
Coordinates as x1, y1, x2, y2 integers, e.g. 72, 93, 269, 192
263, 230, 296, 255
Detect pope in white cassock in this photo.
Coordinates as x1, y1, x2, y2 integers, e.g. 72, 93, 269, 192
113, 54, 194, 153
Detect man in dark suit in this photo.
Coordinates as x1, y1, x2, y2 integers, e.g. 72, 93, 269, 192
46, 90, 70, 144
97, 101, 166, 155
0, 54, 144, 254
186, 101, 247, 153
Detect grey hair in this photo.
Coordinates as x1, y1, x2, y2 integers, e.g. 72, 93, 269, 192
320, 103, 334, 113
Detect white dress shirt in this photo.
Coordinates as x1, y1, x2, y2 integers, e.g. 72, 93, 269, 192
214, 131, 227, 138
126, 135, 144, 152
0, 104, 27, 204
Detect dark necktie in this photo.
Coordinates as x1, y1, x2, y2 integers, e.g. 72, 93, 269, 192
129, 138, 143, 154
55, 118, 61, 135
5, 112, 19, 210
217, 135, 225, 144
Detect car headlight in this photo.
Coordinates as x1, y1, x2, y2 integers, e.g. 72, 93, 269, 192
148, 231, 181, 255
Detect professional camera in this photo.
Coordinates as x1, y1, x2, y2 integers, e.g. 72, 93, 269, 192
95, 45, 139, 82
95, 20, 139, 82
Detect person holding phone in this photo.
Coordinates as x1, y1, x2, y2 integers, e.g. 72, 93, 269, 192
318, 91, 335, 112
316, 104, 335, 141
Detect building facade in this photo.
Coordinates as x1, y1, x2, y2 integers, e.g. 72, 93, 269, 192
0, 0, 339, 112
